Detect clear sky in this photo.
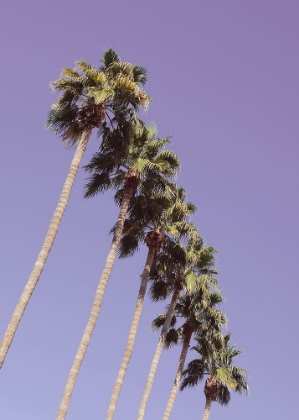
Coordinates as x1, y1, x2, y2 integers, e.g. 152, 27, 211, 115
0, 1, 298, 419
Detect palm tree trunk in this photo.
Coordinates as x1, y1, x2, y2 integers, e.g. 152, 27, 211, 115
56, 184, 134, 420
0, 129, 91, 369
106, 246, 156, 420
162, 328, 192, 420
137, 286, 181, 420
202, 398, 212, 420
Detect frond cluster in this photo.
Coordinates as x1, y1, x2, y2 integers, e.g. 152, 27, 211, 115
46, 48, 151, 146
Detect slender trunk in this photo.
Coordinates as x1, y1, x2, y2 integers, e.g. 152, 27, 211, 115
137, 287, 181, 420
56, 185, 134, 420
106, 246, 156, 420
162, 328, 192, 420
202, 398, 212, 420
0, 129, 91, 369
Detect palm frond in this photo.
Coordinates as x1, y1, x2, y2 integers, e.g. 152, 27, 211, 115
84, 173, 112, 198
215, 367, 237, 390
180, 359, 207, 390
149, 279, 172, 302
133, 65, 147, 85
165, 328, 179, 348
217, 383, 231, 405
100, 48, 121, 70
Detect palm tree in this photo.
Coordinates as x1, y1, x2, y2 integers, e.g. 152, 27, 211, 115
0, 49, 150, 369
137, 242, 219, 419
160, 288, 227, 420
56, 124, 180, 419
106, 187, 199, 419
181, 334, 249, 420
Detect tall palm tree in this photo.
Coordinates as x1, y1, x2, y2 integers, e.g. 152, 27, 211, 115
137, 243, 218, 419
106, 186, 199, 419
56, 125, 180, 419
160, 288, 226, 420
0, 49, 150, 369
181, 334, 249, 420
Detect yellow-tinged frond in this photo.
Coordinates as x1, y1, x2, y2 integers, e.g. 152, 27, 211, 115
87, 87, 115, 104
132, 157, 148, 173
109, 62, 135, 78
114, 74, 151, 106
184, 272, 198, 293
84, 69, 107, 85
114, 74, 140, 92
138, 92, 151, 110
61, 68, 81, 79
165, 225, 180, 237
93, 71, 107, 84
111, 73, 151, 109
77, 60, 107, 85
216, 368, 237, 389
75, 59, 90, 71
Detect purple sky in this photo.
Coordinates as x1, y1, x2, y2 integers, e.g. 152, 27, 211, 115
0, 1, 298, 419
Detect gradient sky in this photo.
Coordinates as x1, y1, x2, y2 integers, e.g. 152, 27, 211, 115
0, 1, 298, 419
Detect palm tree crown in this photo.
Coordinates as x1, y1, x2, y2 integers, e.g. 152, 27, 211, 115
84, 123, 180, 204
46, 48, 150, 145
181, 333, 249, 405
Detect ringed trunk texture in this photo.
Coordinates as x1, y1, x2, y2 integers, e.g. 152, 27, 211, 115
137, 287, 181, 420
162, 329, 192, 420
56, 185, 134, 420
0, 129, 91, 369
202, 398, 212, 420
106, 246, 156, 420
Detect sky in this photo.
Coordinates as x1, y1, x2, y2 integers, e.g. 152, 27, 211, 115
0, 0, 298, 419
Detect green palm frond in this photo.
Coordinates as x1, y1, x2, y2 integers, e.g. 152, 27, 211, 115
208, 292, 224, 306
84, 150, 119, 173
169, 221, 198, 240
84, 172, 112, 198
204, 307, 227, 327
167, 199, 196, 220
152, 314, 176, 332
46, 105, 78, 132
186, 202, 197, 214
152, 314, 167, 332
180, 359, 207, 390
149, 279, 172, 302
46, 105, 84, 146
152, 150, 180, 176
51, 90, 79, 108
233, 372, 249, 394
60, 125, 85, 146
118, 232, 140, 258
144, 138, 171, 156
165, 328, 179, 348
100, 48, 121, 70
217, 383, 231, 405
198, 274, 220, 290
133, 65, 147, 85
